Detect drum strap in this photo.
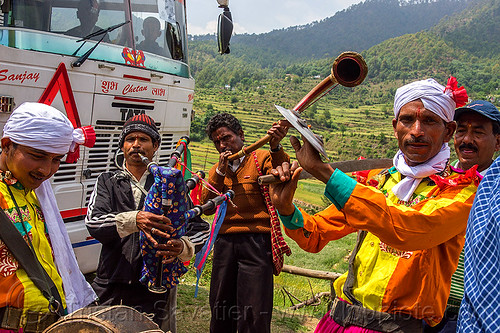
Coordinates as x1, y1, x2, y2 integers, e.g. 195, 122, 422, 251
0, 184, 64, 317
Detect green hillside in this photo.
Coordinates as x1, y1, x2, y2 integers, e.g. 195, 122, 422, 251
433, 0, 500, 58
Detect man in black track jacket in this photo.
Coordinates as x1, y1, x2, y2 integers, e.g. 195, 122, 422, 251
86, 114, 209, 333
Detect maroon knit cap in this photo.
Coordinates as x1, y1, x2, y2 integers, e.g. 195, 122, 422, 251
118, 114, 160, 147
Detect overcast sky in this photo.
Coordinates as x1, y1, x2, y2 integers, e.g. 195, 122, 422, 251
186, 0, 364, 35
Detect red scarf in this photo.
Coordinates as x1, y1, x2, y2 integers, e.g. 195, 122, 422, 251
252, 152, 291, 275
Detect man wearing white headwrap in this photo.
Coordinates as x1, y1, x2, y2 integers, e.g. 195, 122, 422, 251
391, 77, 467, 201
0, 102, 97, 332
269, 77, 478, 332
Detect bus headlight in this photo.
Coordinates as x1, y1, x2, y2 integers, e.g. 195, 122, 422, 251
0, 96, 15, 113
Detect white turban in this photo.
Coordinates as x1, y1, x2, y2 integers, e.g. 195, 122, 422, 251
3, 102, 82, 155
393, 78, 456, 122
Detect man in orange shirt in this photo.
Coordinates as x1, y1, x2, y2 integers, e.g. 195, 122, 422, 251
271, 78, 477, 332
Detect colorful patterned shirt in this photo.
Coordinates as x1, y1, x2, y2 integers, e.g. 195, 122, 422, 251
280, 166, 478, 326
0, 172, 66, 317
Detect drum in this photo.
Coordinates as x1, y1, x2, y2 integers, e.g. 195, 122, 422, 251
43, 305, 165, 333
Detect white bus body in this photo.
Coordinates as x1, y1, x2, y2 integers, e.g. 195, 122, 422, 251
0, 0, 194, 273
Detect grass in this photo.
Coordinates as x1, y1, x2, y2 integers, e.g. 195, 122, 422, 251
176, 282, 322, 332
175, 212, 357, 332
176, 284, 211, 332
294, 179, 328, 208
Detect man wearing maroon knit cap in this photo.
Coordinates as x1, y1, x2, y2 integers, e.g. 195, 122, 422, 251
86, 114, 208, 333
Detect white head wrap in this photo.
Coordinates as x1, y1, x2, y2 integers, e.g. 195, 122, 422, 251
393, 78, 456, 122
3, 102, 84, 155
2, 102, 97, 311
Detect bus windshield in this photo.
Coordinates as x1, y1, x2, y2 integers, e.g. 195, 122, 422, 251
0, 0, 189, 77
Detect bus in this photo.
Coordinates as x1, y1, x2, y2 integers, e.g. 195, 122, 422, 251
0, 0, 232, 273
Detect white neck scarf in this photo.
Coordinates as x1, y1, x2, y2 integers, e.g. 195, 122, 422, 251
391, 144, 450, 202
35, 182, 97, 312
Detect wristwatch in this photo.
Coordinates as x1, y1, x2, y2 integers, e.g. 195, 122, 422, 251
270, 144, 283, 153
215, 167, 226, 177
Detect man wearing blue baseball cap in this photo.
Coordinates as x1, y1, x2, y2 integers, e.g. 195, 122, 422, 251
453, 100, 500, 175
457, 103, 500, 332
428, 101, 500, 333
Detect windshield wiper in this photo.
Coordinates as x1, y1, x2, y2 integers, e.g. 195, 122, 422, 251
72, 20, 130, 68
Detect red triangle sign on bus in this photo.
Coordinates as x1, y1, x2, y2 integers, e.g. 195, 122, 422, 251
38, 62, 82, 128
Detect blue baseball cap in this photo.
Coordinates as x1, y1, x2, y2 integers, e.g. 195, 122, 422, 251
454, 100, 500, 125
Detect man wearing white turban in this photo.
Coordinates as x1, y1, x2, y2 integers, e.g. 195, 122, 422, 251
270, 77, 478, 332
0, 102, 97, 332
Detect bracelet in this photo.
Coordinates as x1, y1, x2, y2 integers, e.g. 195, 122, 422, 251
215, 168, 226, 177
270, 143, 283, 153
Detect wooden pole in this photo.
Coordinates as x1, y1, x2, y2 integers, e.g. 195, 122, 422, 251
281, 264, 341, 281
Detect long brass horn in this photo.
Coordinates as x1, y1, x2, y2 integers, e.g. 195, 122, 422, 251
227, 51, 368, 161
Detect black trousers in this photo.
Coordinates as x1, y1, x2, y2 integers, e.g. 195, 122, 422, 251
209, 233, 274, 333
92, 281, 177, 332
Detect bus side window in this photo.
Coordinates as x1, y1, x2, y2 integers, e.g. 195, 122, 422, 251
136, 16, 169, 56
11, 0, 51, 31
165, 22, 183, 61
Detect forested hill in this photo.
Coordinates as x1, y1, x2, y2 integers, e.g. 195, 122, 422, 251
432, 0, 500, 58
190, 0, 474, 66
229, 0, 474, 63
363, 0, 500, 97
188, 0, 499, 100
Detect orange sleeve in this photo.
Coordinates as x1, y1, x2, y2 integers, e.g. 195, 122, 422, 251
284, 204, 357, 253
342, 183, 475, 251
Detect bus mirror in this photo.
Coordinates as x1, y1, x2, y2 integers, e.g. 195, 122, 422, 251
166, 22, 184, 60
217, 6, 232, 54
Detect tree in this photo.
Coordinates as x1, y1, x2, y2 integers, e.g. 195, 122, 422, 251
378, 132, 387, 144
324, 109, 331, 120
339, 124, 347, 136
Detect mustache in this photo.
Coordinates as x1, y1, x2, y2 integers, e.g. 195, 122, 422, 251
404, 137, 430, 145
459, 143, 478, 152
129, 149, 145, 155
